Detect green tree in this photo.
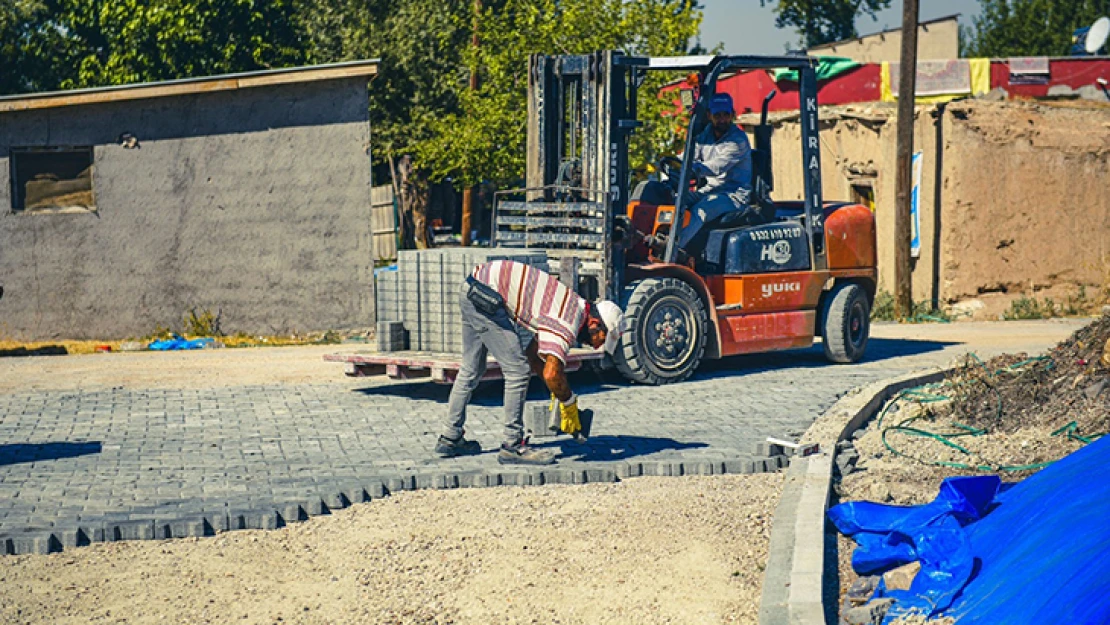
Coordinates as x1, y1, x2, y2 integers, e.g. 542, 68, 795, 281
412, 0, 705, 189
760, 0, 893, 48
292, 0, 477, 173
963, 0, 1110, 57
1, 0, 309, 94
1, 0, 72, 93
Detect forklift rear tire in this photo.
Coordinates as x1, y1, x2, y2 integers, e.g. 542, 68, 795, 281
822, 282, 870, 363
615, 278, 708, 385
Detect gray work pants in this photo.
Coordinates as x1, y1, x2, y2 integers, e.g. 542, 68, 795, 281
677, 189, 751, 250
443, 283, 532, 446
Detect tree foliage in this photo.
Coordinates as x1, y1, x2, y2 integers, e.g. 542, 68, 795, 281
293, 0, 475, 163
413, 0, 705, 188
761, 0, 892, 48
1, 0, 308, 93
962, 0, 1110, 57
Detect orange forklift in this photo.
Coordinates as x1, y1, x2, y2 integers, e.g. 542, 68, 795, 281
492, 51, 877, 384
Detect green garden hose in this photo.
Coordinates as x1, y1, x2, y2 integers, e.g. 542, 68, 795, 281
873, 354, 1103, 473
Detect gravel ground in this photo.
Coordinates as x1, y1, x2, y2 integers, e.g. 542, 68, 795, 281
0, 321, 1085, 624
0, 474, 781, 625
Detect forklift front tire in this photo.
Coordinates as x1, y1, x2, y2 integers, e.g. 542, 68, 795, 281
822, 282, 870, 363
615, 278, 708, 385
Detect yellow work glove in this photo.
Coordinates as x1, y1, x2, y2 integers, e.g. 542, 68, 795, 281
559, 394, 581, 436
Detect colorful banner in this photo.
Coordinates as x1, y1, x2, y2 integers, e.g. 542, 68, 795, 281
881, 58, 992, 103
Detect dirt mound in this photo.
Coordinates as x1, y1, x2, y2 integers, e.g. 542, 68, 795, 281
942, 314, 1110, 441
839, 315, 1110, 504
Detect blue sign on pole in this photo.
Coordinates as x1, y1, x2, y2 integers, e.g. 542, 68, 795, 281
910, 151, 922, 258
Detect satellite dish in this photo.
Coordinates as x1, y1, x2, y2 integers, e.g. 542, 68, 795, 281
1086, 17, 1110, 54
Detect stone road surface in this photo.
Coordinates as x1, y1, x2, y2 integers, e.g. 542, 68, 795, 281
0, 320, 1086, 554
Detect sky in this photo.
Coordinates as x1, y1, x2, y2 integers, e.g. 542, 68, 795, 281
699, 1, 983, 55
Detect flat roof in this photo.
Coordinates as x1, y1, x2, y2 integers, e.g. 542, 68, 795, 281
0, 59, 380, 114
808, 14, 961, 51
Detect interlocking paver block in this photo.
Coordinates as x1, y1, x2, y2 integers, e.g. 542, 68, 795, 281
0, 337, 977, 552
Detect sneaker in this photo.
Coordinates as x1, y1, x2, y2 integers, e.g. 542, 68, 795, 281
434, 434, 481, 458
497, 440, 556, 466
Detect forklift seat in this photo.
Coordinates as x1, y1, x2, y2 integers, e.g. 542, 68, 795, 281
630, 180, 675, 207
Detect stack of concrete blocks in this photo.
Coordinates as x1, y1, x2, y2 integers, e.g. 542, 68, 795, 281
374, 267, 406, 350
374, 248, 548, 354
376, 321, 406, 352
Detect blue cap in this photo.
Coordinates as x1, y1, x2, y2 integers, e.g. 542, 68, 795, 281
708, 93, 734, 115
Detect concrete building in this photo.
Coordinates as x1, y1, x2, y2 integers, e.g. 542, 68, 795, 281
0, 60, 380, 341
809, 14, 960, 63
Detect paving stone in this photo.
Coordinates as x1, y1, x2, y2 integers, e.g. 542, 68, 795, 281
111, 520, 155, 541
229, 509, 281, 530
10, 534, 61, 555
58, 527, 91, 548
0, 340, 969, 551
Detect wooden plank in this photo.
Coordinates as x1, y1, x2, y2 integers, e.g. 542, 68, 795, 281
0, 61, 379, 114
386, 364, 432, 380
327, 349, 603, 368
371, 185, 394, 206
237, 65, 377, 88
371, 184, 397, 261
329, 348, 601, 384
0, 79, 241, 113
344, 362, 388, 377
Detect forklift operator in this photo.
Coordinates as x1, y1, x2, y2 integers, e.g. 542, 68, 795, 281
434, 260, 625, 466
675, 92, 753, 254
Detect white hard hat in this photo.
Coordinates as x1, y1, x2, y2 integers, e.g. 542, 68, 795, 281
594, 300, 626, 355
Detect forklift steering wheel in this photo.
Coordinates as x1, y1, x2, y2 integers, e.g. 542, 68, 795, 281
657, 156, 685, 193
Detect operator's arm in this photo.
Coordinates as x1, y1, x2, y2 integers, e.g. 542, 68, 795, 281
691, 139, 744, 178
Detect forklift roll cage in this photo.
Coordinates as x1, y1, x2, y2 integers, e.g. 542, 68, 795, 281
493, 51, 827, 300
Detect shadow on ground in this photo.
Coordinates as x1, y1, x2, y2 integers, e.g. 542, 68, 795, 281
0, 441, 102, 466
354, 336, 959, 399
0, 345, 69, 357
534, 435, 709, 462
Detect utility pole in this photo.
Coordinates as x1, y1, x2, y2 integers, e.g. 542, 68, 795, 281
460, 0, 481, 247
894, 0, 919, 319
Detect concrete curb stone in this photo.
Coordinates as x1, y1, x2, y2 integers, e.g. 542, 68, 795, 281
757, 366, 950, 625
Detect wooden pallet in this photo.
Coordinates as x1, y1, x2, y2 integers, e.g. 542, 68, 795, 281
324, 349, 605, 384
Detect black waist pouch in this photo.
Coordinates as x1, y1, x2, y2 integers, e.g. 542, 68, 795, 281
465, 276, 505, 316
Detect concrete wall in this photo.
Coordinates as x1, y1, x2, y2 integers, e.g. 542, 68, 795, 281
762, 99, 1110, 305
0, 79, 374, 340
940, 100, 1110, 299
809, 18, 959, 63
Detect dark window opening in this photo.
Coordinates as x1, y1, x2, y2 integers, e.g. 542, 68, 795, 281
10, 148, 96, 213
850, 181, 875, 213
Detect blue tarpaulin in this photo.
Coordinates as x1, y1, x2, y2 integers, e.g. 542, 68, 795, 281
148, 336, 214, 351
829, 433, 1110, 624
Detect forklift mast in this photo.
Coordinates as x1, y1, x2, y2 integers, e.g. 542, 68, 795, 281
491, 51, 639, 302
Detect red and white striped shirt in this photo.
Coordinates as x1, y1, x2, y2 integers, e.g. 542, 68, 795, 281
473, 260, 587, 364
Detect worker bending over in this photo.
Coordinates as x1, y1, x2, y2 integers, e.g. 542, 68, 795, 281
435, 260, 625, 466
